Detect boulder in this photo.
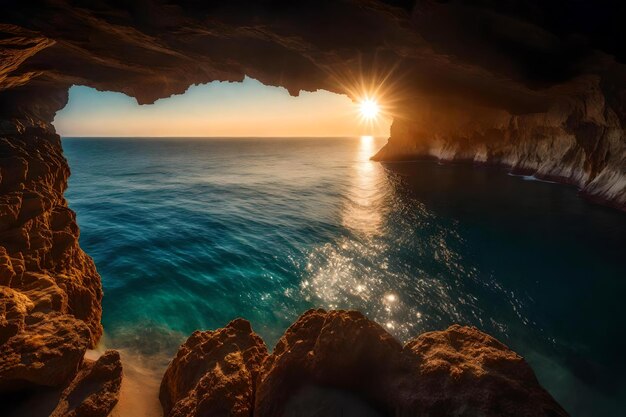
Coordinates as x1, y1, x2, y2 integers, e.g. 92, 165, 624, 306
255, 309, 404, 417
160, 318, 268, 417
0, 310, 91, 389
168, 310, 567, 416
398, 324, 568, 416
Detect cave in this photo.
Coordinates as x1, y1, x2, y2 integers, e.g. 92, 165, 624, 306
1, 1, 625, 417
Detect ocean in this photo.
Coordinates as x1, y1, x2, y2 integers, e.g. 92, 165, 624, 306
62, 136, 626, 416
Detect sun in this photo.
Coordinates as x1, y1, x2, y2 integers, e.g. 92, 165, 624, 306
359, 98, 380, 120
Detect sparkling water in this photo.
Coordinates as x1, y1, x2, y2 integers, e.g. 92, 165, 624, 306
63, 136, 626, 416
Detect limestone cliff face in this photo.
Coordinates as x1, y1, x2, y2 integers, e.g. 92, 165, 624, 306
373, 76, 626, 209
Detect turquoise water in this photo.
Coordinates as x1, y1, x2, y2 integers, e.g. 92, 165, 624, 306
63, 137, 626, 416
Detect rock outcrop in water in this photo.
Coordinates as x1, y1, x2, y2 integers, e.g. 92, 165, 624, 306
402, 323, 566, 416
163, 310, 568, 417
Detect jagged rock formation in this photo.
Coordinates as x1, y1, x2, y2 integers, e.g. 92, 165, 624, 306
50, 350, 123, 417
255, 310, 402, 416
3, 349, 123, 417
0, 1, 624, 415
164, 310, 568, 417
255, 309, 405, 417
0, 128, 102, 391
160, 319, 268, 417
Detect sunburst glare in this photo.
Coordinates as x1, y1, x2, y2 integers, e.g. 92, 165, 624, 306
320, 56, 406, 135
359, 98, 380, 120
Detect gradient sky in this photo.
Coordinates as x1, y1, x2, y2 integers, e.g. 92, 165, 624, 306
54, 77, 391, 137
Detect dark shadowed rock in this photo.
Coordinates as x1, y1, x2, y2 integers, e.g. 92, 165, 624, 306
255, 309, 404, 417
50, 349, 123, 417
256, 310, 566, 417
398, 324, 568, 417
2, 349, 123, 417
160, 318, 268, 417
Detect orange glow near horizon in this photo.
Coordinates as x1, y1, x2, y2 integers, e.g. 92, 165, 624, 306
54, 77, 392, 138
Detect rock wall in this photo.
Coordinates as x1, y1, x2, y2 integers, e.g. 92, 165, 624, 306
373, 76, 626, 209
0, 106, 112, 412
0, 116, 103, 390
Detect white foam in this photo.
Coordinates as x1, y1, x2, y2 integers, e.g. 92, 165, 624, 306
507, 173, 559, 184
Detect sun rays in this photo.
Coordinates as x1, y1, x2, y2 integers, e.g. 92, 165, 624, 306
321, 55, 406, 134
359, 98, 380, 120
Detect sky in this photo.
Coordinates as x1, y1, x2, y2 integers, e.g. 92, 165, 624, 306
53, 77, 391, 137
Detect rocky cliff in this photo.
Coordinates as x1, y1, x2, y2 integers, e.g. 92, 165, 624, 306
372, 75, 626, 209
0, 103, 103, 388
0, 0, 624, 415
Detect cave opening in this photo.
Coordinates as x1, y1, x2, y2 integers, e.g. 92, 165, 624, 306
2, 1, 626, 416
53, 77, 393, 138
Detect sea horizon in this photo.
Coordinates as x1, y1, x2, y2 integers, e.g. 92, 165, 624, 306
61, 135, 386, 139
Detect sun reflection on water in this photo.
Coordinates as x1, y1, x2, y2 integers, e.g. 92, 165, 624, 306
341, 135, 384, 235
300, 136, 490, 341
303, 136, 409, 333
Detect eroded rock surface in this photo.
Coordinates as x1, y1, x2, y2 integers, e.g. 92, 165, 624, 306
399, 324, 568, 416
0, 125, 103, 392
255, 309, 404, 417
165, 310, 567, 417
0, 308, 91, 389
160, 318, 268, 417
50, 349, 123, 417
373, 76, 626, 210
